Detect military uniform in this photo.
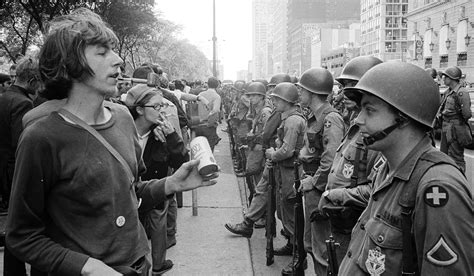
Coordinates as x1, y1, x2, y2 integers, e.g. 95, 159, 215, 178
320, 124, 381, 265
339, 136, 472, 275
299, 102, 345, 275
268, 106, 306, 242
439, 83, 472, 172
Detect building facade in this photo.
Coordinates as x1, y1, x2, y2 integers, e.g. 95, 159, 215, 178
360, 0, 409, 61
252, 0, 272, 79
406, 0, 473, 83
287, 0, 359, 76
271, 0, 288, 75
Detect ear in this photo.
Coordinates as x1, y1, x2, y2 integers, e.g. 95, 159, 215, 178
136, 106, 145, 116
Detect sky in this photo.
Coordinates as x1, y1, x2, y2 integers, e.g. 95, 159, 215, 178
155, 0, 252, 80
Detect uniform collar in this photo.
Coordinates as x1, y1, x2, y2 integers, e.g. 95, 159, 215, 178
313, 102, 332, 119
389, 135, 433, 182
281, 106, 298, 120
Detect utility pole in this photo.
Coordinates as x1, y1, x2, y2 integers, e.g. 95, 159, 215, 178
212, 0, 217, 77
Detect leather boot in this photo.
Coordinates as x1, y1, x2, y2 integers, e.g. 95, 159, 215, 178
281, 257, 308, 276
224, 218, 254, 238
274, 240, 294, 256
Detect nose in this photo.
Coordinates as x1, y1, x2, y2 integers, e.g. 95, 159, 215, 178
354, 111, 365, 126
111, 50, 124, 68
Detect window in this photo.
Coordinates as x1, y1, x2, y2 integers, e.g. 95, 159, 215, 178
439, 55, 448, 68
457, 53, 467, 66
425, 57, 432, 68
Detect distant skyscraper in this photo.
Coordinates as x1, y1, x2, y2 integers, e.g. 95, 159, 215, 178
252, 0, 272, 79
271, 0, 288, 75
360, 0, 408, 61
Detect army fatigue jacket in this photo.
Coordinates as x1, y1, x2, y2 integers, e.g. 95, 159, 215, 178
441, 83, 472, 121
251, 102, 272, 138
299, 103, 345, 191
326, 124, 380, 190
270, 106, 306, 163
339, 136, 473, 276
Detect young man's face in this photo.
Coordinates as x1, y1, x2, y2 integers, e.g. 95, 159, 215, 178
272, 96, 291, 112
9, 69, 16, 84
355, 93, 399, 150
249, 94, 262, 105
83, 44, 123, 97
299, 88, 312, 108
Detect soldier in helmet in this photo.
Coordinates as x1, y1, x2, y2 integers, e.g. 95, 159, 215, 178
265, 82, 306, 267
425, 68, 439, 85
437, 66, 472, 172
229, 80, 252, 174
295, 67, 345, 275
325, 62, 471, 275
225, 74, 294, 238
318, 56, 383, 267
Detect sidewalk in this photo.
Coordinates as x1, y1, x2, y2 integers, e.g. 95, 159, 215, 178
167, 126, 317, 275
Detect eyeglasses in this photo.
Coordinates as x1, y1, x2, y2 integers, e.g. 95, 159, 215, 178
142, 103, 170, 111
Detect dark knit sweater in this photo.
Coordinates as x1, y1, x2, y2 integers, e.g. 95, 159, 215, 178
6, 103, 168, 275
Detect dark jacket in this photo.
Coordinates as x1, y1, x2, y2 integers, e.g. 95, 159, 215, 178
0, 85, 33, 195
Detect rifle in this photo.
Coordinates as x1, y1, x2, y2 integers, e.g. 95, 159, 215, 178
238, 145, 255, 204
265, 159, 276, 266
326, 234, 339, 276
292, 151, 306, 276
226, 119, 237, 158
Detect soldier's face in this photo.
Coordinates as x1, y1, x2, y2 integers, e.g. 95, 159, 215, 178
356, 93, 399, 150
272, 97, 289, 112
299, 88, 312, 108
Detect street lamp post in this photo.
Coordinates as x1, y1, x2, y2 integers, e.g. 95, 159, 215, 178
212, 0, 217, 78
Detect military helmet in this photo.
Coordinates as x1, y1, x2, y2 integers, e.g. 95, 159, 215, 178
297, 67, 333, 95
270, 82, 299, 103
336, 56, 383, 83
425, 68, 438, 79
245, 82, 267, 96
441, 66, 462, 80
233, 80, 246, 92
254, 78, 269, 87
344, 61, 440, 128
268, 73, 291, 87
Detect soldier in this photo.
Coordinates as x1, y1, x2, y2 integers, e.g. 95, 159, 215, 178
243, 82, 272, 189
438, 66, 472, 172
318, 56, 383, 266
295, 68, 345, 275
224, 74, 293, 237
330, 62, 472, 275
265, 82, 306, 272
229, 80, 251, 174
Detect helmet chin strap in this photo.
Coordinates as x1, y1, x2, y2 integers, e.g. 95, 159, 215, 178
363, 116, 406, 146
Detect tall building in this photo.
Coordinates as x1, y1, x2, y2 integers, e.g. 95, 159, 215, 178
405, 0, 473, 83
360, 0, 409, 61
271, 0, 289, 75
252, 0, 272, 79
287, 0, 360, 76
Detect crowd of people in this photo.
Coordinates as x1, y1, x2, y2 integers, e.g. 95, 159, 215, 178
223, 56, 472, 275
0, 7, 472, 276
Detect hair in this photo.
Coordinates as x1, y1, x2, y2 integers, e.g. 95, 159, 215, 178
174, 80, 184, 91
128, 91, 159, 120
208, 77, 219, 89
38, 8, 118, 100
14, 56, 40, 83
132, 66, 153, 79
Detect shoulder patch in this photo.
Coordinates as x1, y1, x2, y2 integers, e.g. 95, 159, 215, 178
426, 235, 458, 266
424, 185, 449, 207
324, 120, 331, 128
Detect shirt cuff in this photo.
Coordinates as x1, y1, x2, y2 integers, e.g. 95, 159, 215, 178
57, 250, 89, 276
